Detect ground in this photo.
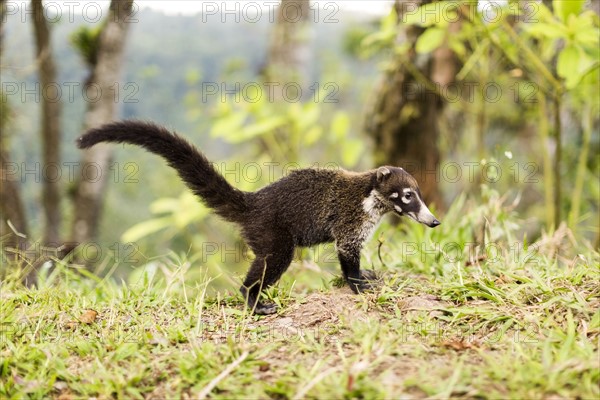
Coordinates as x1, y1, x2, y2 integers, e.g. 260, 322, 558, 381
1, 261, 598, 399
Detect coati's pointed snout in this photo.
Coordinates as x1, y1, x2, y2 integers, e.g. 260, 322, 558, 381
428, 218, 441, 228
415, 205, 440, 228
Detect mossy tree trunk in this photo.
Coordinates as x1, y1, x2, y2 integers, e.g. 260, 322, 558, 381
365, 0, 460, 209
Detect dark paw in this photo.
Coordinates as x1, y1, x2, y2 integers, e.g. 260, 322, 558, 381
360, 270, 378, 281
240, 286, 278, 315
348, 270, 379, 293
253, 301, 278, 315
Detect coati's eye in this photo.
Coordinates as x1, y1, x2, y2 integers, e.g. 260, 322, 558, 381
404, 192, 412, 199
402, 191, 412, 204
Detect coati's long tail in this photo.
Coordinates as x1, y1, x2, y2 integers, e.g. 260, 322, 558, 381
77, 120, 249, 222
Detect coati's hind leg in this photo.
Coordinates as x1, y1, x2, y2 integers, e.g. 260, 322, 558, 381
240, 239, 294, 315
337, 242, 378, 293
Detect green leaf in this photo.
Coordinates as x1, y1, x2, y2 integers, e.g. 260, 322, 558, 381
173, 193, 207, 228
121, 217, 173, 243
302, 126, 323, 146
558, 44, 596, 88
553, 0, 585, 21
331, 112, 350, 140
557, 45, 579, 79
381, 8, 398, 31
574, 25, 600, 46
525, 22, 566, 39
296, 102, 320, 132
341, 139, 363, 167
415, 27, 445, 54
211, 112, 247, 139
149, 198, 181, 214
228, 116, 287, 143
448, 36, 466, 57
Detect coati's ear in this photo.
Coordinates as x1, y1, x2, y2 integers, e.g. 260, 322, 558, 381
376, 166, 391, 182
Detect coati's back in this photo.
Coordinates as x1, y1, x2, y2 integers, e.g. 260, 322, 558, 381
246, 168, 372, 246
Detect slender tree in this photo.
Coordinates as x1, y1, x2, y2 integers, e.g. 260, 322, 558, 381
0, 0, 30, 255
265, 0, 312, 94
71, 0, 134, 244
365, 0, 460, 208
31, 0, 62, 246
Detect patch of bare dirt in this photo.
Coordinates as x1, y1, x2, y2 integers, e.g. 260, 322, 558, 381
398, 294, 449, 318
281, 289, 373, 327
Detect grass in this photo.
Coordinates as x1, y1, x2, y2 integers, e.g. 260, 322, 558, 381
1, 190, 599, 399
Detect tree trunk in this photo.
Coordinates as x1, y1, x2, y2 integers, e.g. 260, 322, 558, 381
0, 0, 30, 256
0, 129, 30, 255
365, 0, 460, 209
71, 0, 134, 244
32, 0, 62, 246
265, 0, 311, 93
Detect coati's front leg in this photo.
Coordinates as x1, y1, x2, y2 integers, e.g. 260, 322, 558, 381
240, 240, 294, 315
337, 243, 377, 293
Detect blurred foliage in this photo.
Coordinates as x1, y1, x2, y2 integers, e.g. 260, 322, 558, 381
1, 3, 598, 281
1, 7, 381, 267
361, 0, 599, 239
209, 89, 363, 167
70, 25, 103, 67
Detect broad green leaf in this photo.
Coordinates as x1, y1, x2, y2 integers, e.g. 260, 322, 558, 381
297, 102, 320, 132
574, 26, 600, 46
381, 8, 398, 31
229, 116, 287, 143
415, 27, 445, 54
174, 205, 205, 229
302, 126, 323, 146
150, 197, 181, 214
527, 2, 554, 22
557, 44, 595, 88
557, 45, 579, 79
553, 0, 585, 22
211, 112, 247, 138
524, 22, 566, 39
331, 111, 350, 140
449, 38, 466, 58
341, 139, 363, 167
122, 217, 173, 243
361, 30, 395, 49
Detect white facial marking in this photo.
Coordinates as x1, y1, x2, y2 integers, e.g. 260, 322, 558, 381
401, 196, 411, 205
390, 192, 399, 199
403, 188, 411, 193
408, 211, 417, 220
394, 205, 403, 213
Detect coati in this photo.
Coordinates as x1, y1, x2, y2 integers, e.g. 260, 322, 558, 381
77, 120, 441, 315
